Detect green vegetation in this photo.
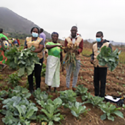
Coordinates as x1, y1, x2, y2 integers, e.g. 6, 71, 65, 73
8, 86, 31, 99
82, 49, 92, 56
37, 98, 63, 125
97, 46, 121, 71
8, 73, 20, 87
8, 33, 30, 39
67, 102, 89, 119
100, 102, 123, 121
1, 96, 38, 125
59, 90, 77, 104
6, 46, 40, 77
41, 63, 46, 77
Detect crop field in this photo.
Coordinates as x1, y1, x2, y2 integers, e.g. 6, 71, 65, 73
0, 41, 125, 125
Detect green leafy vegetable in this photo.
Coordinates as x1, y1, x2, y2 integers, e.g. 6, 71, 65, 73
0, 90, 8, 101
6, 46, 41, 76
59, 90, 77, 104
76, 85, 88, 96
33, 88, 48, 105
99, 102, 124, 121
8, 86, 31, 99
37, 98, 63, 125
97, 46, 121, 71
85, 96, 104, 107
5, 46, 19, 69
68, 102, 89, 118
1, 96, 38, 125
41, 63, 46, 77
8, 73, 20, 87
17, 46, 40, 76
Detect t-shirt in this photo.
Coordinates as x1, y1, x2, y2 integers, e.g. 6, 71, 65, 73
46, 42, 62, 58
72, 38, 76, 44
0, 33, 8, 40
39, 32, 46, 47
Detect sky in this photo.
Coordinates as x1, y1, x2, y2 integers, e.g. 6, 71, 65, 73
1, 0, 125, 42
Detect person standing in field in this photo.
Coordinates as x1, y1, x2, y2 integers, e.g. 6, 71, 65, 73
24, 27, 44, 93
45, 32, 63, 92
64, 26, 83, 91
39, 28, 46, 46
0, 28, 9, 71
39, 28, 46, 59
90, 31, 112, 97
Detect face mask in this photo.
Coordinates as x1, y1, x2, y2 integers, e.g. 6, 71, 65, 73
96, 38, 101, 42
32, 32, 38, 37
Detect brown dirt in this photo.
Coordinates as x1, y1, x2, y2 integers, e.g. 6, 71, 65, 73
0, 55, 125, 125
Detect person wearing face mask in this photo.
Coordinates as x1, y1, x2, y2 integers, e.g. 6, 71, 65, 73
90, 31, 112, 97
64, 26, 83, 91
24, 27, 44, 93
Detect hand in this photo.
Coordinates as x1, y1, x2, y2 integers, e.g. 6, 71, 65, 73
57, 44, 64, 48
1, 37, 6, 41
73, 49, 79, 54
90, 60, 94, 64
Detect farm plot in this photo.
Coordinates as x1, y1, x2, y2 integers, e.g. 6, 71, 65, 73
0, 55, 125, 125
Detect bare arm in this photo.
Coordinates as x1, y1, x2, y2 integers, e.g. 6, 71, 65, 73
46, 44, 60, 49
33, 44, 44, 53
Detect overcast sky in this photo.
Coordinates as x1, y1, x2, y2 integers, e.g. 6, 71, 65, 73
1, 0, 125, 42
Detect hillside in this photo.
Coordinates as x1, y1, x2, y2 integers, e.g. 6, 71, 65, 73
0, 7, 51, 38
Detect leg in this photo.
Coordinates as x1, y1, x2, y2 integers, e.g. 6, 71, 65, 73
35, 58, 43, 89
54, 87, 56, 92
66, 64, 72, 88
72, 60, 81, 88
94, 67, 100, 96
99, 68, 107, 97
28, 72, 34, 93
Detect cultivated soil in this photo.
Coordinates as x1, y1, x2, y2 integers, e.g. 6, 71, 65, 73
0, 55, 125, 125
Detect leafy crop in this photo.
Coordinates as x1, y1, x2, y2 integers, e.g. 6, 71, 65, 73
17, 46, 40, 76
97, 46, 121, 71
85, 96, 104, 107
99, 102, 124, 121
5, 46, 19, 69
1, 96, 38, 125
82, 93, 93, 101
8, 73, 20, 87
37, 98, 63, 125
41, 63, 46, 77
8, 86, 31, 99
33, 88, 48, 105
0, 90, 8, 101
67, 102, 89, 118
6, 46, 41, 76
59, 90, 77, 104
76, 85, 88, 96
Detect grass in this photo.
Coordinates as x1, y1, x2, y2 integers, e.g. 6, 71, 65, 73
119, 52, 125, 64
82, 48, 92, 56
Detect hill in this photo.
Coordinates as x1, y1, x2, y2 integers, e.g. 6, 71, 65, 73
0, 7, 51, 38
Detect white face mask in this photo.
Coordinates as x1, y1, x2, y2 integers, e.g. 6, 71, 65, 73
32, 32, 38, 37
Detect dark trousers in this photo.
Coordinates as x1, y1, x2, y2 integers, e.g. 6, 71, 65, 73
94, 67, 107, 97
28, 58, 43, 91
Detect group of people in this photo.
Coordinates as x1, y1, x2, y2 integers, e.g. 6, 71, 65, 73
0, 26, 112, 97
